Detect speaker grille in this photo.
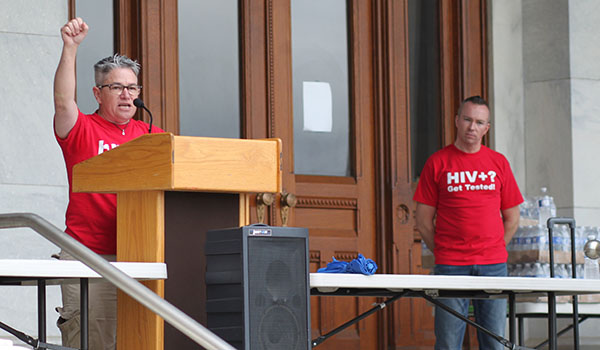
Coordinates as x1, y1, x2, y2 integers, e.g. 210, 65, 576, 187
248, 237, 308, 350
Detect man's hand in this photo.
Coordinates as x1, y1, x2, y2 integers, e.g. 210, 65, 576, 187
60, 17, 89, 47
54, 18, 89, 138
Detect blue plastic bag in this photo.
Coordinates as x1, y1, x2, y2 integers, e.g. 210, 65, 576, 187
317, 254, 378, 275
347, 254, 378, 275
317, 257, 349, 273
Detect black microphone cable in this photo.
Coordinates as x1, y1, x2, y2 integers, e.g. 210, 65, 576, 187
133, 98, 153, 133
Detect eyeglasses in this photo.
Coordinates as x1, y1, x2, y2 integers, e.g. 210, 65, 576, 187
459, 116, 489, 128
97, 83, 142, 96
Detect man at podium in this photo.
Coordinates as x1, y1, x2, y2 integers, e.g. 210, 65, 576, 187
52, 17, 164, 349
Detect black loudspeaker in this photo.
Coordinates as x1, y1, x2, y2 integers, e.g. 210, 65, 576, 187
205, 225, 311, 350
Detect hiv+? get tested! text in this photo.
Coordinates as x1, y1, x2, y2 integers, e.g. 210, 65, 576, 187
446, 170, 497, 193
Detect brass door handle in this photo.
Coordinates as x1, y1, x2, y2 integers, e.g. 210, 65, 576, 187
280, 192, 297, 226
256, 192, 275, 223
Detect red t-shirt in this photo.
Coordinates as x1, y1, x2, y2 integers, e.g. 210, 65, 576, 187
56, 110, 164, 254
413, 144, 523, 265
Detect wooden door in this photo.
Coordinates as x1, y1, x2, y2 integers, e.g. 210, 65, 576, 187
115, 0, 488, 348
242, 1, 379, 349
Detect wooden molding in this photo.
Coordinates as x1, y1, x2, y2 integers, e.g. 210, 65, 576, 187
137, 0, 179, 134
440, 0, 461, 146
296, 196, 358, 210
334, 251, 359, 261
309, 250, 321, 264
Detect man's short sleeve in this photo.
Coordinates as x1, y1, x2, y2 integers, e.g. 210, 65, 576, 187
500, 158, 524, 210
55, 109, 85, 147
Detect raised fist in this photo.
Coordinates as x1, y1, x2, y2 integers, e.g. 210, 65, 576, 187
60, 17, 89, 47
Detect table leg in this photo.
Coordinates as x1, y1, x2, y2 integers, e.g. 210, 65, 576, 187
311, 292, 407, 347
572, 295, 580, 350
81, 278, 89, 350
548, 291, 557, 350
37, 279, 46, 343
508, 293, 516, 344
518, 315, 524, 346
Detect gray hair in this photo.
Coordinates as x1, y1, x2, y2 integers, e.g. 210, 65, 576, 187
94, 54, 140, 85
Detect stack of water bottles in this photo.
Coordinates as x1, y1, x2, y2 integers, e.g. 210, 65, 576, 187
508, 187, 600, 302
507, 225, 587, 279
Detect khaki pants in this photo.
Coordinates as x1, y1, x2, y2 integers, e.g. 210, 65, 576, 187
56, 251, 117, 350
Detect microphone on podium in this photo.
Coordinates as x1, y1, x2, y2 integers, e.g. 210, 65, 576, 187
134, 98, 153, 133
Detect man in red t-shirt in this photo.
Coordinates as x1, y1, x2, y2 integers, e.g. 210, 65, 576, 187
53, 18, 164, 349
414, 96, 523, 350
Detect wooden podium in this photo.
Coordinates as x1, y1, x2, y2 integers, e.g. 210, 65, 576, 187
72, 133, 282, 350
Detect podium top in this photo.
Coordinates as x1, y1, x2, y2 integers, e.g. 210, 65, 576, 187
73, 133, 282, 193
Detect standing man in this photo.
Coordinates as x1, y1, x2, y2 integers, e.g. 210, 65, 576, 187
414, 96, 522, 350
54, 18, 163, 349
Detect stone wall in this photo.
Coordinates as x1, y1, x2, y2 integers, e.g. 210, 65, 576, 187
0, 0, 68, 343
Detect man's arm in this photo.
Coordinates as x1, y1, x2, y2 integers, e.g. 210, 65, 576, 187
415, 202, 437, 250
502, 205, 520, 245
54, 18, 88, 139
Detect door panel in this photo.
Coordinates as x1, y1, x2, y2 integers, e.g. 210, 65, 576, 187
291, 0, 352, 177
177, 0, 241, 138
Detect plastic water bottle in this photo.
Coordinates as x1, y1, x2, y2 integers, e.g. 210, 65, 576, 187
542, 263, 551, 277
521, 263, 534, 277
560, 225, 570, 253
532, 262, 544, 277
584, 234, 600, 279
559, 225, 570, 253
537, 225, 549, 251
549, 196, 557, 217
566, 264, 573, 278
576, 227, 585, 253
520, 197, 537, 220
556, 264, 568, 278
518, 226, 528, 251
513, 263, 523, 277
538, 187, 556, 226
509, 226, 525, 255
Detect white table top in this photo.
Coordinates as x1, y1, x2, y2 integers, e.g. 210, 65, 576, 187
310, 273, 600, 296
0, 259, 167, 284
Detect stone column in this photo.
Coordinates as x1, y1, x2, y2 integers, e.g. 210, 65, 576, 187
522, 0, 600, 226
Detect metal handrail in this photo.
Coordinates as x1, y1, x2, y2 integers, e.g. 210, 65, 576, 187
0, 213, 235, 350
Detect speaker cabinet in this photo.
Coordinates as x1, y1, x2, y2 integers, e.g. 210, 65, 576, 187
205, 225, 311, 350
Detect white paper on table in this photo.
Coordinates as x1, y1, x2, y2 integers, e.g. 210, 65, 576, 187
302, 81, 333, 133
